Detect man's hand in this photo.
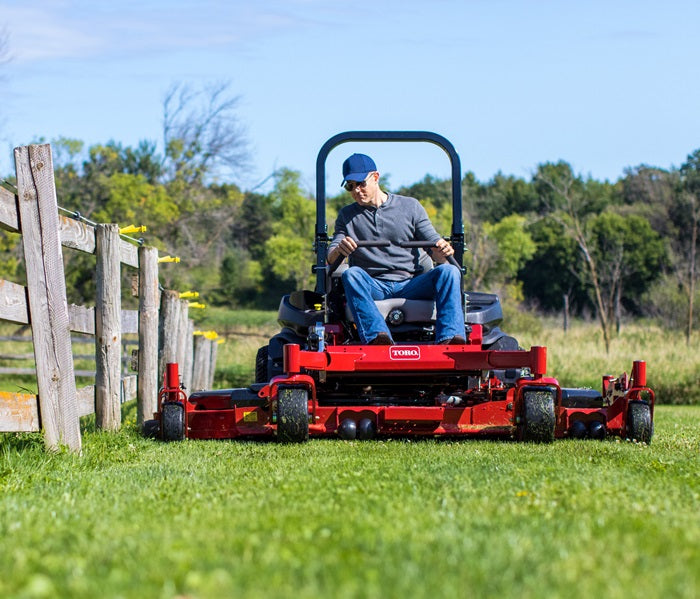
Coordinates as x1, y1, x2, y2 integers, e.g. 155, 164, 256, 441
430, 238, 455, 264
327, 236, 358, 264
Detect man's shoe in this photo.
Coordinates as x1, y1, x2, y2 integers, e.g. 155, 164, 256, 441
439, 335, 466, 345
368, 333, 394, 345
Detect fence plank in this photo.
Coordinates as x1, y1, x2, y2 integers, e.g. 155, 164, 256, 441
0, 391, 40, 432
138, 246, 159, 424
15, 144, 81, 452
122, 374, 137, 402
69, 304, 95, 334
59, 214, 95, 253
0, 185, 19, 232
119, 239, 138, 268
76, 385, 95, 417
95, 224, 122, 430
0, 279, 29, 324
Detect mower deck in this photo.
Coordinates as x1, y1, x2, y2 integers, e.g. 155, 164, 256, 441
152, 326, 654, 444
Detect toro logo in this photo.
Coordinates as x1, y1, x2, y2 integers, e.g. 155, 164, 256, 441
389, 346, 421, 360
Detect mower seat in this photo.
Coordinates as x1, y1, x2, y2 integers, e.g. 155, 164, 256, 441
344, 297, 436, 325
334, 251, 437, 326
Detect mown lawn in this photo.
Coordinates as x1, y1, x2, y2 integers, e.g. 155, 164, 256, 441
0, 404, 698, 599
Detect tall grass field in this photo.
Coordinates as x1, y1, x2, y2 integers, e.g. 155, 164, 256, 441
0, 313, 698, 598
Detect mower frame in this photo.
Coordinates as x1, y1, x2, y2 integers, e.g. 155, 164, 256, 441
147, 131, 655, 444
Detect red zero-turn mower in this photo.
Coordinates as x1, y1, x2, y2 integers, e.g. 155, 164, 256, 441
145, 132, 655, 444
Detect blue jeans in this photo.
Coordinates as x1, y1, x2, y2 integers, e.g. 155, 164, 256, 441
341, 264, 465, 343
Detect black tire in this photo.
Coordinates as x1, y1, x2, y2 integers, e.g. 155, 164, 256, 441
277, 386, 309, 443
627, 401, 653, 444
520, 389, 555, 443
255, 345, 269, 383
162, 402, 185, 442
142, 419, 160, 439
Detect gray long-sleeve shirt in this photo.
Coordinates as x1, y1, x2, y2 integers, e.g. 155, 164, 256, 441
329, 193, 441, 281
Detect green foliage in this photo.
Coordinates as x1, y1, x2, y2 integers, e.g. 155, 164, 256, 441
484, 214, 536, 280
5, 125, 700, 321
262, 169, 316, 291
217, 248, 263, 306
0, 231, 20, 281
521, 216, 584, 311
93, 173, 179, 230
588, 212, 667, 311
643, 273, 700, 330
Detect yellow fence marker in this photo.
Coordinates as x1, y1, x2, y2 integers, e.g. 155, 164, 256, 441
194, 330, 219, 340
179, 291, 200, 299
188, 302, 206, 309
158, 255, 180, 263
119, 224, 147, 235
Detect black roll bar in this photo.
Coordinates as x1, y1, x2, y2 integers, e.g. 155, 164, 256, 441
314, 131, 464, 293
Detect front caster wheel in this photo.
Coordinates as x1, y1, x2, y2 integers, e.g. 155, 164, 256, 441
162, 402, 185, 442
519, 387, 556, 443
277, 386, 309, 443
626, 400, 653, 443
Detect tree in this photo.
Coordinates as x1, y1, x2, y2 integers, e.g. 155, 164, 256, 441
467, 215, 535, 291
676, 149, 700, 343
535, 162, 615, 351
263, 169, 316, 291
520, 217, 583, 326
163, 81, 250, 185
588, 212, 666, 330
474, 172, 540, 222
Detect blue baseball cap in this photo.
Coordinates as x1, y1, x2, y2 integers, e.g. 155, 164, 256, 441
341, 153, 377, 186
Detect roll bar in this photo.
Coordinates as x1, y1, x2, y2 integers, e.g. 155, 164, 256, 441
314, 131, 464, 294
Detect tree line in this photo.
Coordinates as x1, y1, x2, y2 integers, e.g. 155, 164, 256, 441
1, 84, 698, 348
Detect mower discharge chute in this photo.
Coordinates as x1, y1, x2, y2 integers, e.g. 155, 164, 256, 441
145, 131, 655, 444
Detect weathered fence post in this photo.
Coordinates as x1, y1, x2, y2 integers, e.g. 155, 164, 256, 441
137, 246, 159, 425
95, 224, 122, 430
14, 144, 81, 452
182, 318, 194, 392
208, 338, 218, 389
159, 289, 181, 383
176, 298, 190, 374
191, 334, 211, 391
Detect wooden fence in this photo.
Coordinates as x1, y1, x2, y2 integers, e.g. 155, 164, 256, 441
0, 144, 218, 452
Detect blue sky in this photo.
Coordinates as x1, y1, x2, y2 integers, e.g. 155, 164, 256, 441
1, 0, 699, 194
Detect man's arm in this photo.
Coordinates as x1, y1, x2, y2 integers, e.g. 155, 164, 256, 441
327, 236, 358, 264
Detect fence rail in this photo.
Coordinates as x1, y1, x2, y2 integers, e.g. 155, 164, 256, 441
0, 144, 217, 451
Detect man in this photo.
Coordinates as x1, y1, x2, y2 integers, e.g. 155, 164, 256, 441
327, 153, 466, 345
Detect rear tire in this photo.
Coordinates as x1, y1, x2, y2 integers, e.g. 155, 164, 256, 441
520, 389, 555, 443
627, 401, 653, 443
255, 345, 269, 383
162, 402, 185, 442
277, 386, 309, 443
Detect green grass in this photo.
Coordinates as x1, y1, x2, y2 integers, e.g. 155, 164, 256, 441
1, 404, 698, 599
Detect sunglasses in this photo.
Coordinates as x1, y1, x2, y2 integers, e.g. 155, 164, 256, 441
344, 172, 375, 192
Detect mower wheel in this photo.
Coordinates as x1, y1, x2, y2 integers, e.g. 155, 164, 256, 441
277, 386, 309, 443
520, 389, 556, 443
162, 402, 185, 442
255, 345, 269, 383
626, 400, 653, 444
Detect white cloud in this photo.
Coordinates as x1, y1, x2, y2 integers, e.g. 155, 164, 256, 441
0, 0, 341, 64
